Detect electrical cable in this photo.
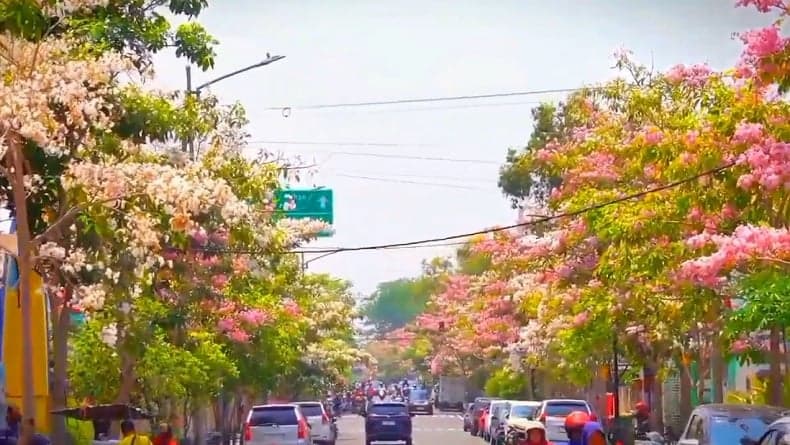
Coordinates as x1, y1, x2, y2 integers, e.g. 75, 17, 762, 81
265, 87, 587, 111
324, 169, 494, 183
257, 149, 502, 165
333, 174, 496, 191
289, 162, 735, 254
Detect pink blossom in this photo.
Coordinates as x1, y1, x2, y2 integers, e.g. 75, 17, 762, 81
685, 130, 699, 146
239, 308, 271, 326
735, 0, 784, 13
740, 26, 786, 59
197, 254, 221, 267
641, 126, 664, 145
730, 339, 750, 354
283, 298, 301, 316
209, 229, 229, 246
211, 273, 229, 290
190, 227, 209, 246
218, 317, 237, 332
665, 64, 713, 87
732, 122, 765, 144
227, 329, 251, 343
573, 311, 589, 327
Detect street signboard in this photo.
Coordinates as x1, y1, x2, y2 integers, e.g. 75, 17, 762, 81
275, 188, 334, 236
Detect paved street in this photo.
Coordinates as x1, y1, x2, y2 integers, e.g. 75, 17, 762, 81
336, 410, 478, 445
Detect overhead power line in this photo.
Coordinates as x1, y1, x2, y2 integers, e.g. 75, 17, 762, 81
248, 140, 437, 147
334, 173, 496, 191
273, 149, 501, 165
266, 87, 584, 111
291, 162, 735, 254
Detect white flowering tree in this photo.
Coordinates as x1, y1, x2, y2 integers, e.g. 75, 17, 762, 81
1, 2, 356, 444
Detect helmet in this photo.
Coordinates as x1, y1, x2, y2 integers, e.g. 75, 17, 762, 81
635, 401, 649, 413
564, 411, 591, 430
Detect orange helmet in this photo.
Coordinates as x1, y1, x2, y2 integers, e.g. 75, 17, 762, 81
565, 411, 591, 430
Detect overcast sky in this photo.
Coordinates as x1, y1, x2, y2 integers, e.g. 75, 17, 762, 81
150, 0, 769, 296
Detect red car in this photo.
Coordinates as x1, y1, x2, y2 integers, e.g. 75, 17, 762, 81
478, 407, 490, 438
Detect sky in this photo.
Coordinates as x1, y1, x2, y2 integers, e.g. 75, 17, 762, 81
150, 0, 771, 296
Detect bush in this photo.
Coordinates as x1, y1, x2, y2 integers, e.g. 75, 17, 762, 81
484, 368, 526, 399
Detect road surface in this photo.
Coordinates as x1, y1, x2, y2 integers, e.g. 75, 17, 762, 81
336, 410, 479, 445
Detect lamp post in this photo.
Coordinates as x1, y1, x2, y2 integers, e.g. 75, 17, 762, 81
183, 55, 285, 159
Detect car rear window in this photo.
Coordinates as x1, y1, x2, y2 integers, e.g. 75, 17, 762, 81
512, 405, 538, 418
709, 415, 778, 445
370, 403, 408, 416
544, 402, 589, 417
296, 404, 324, 417
249, 406, 298, 426
411, 390, 428, 401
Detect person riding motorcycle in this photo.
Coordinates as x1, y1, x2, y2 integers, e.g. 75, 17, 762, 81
633, 401, 651, 438
564, 411, 606, 445
515, 421, 552, 445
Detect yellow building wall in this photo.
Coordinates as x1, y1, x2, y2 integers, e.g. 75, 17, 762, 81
4, 267, 51, 433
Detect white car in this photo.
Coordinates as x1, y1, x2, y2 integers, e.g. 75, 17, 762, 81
243, 404, 313, 445
485, 400, 511, 440
535, 399, 596, 442
295, 401, 336, 445
503, 401, 542, 442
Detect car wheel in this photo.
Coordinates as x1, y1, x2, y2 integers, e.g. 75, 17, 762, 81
405, 440, 413, 445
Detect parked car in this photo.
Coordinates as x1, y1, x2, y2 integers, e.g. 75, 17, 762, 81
463, 403, 475, 432
408, 388, 433, 415
294, 401, 336, 445
470, 397, 500, 436
243, 404, 312, 445
486, 400, 511, 441
678, 403, 787, 445
535, 399, 596, 443
364, 401, 413, 445
504, 401, 542, 444
755, 416, 790, 445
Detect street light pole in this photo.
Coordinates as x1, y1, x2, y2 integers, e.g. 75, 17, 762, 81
183, 55, 285, 159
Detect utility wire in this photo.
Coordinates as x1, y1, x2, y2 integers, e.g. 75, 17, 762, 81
248, 140, 438, 148
256, 148, 502, 165
266, 87, 585, 111
290, 162, 735, 254
324, 169, 494, 183
334, 174, 496, 191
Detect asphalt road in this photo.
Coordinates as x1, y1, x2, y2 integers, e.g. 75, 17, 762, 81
336, 410, 481, 445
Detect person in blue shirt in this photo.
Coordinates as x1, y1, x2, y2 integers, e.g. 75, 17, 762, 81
564, 411, 606, 445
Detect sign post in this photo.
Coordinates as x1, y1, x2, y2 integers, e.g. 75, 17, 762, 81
275, 189, 334, 237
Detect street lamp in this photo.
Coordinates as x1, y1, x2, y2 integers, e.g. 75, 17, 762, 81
183, 54, 285, 158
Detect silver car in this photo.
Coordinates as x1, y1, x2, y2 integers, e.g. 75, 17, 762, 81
294, 401, 337, 445
243, 404, 313, 445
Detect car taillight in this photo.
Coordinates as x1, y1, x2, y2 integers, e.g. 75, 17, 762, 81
243, 422, 251, 441
589, 413, 597, 421
298, 419, 309, 439
322, 412, 330, 424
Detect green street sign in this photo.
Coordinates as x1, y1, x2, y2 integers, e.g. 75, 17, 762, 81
275, 189, 334, 236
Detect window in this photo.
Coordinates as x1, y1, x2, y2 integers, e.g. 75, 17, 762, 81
543, 402, 589, 417
685, 415, 703, 440
369, 404, 408, 416
709, 415, 774, 445
249, 406, 298, 426
511, 406, 538, 419
411, 390, 428, 401
296, 404, 324, 417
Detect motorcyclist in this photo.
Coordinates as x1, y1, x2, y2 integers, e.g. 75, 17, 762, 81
633, 401, 651, 438
564, 411, 606, 445
516, 421, 552, 445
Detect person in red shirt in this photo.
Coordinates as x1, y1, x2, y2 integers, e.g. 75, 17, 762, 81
152, 423, 177, 445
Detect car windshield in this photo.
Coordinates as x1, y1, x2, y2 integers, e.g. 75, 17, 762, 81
411, 390, 428, 401
544, 402, 588, 417
512, 405, 538, 418
370, 403, 409, 416
296, 404, 323, 417
709, 415, 778, 445
249, 407, 298, 426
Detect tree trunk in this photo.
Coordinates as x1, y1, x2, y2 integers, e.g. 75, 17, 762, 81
767, 326, 783, 406
710, 341, 725, 404
651, 373, 664, 432
192, 403, 207, 445
678, 359, 692, 423
49, 295, 71, 445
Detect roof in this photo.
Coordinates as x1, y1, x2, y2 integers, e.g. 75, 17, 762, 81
511, 401, 542, 406
294, 401, 323, 405
693, 404, 789, 417
251, 404, 298, 409
542, 399, 589, 404
509, 418, 545, 431
769, 416, 790, 428
372, 401, 407, 405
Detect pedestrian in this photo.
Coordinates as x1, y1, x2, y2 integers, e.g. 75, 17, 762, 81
152, 423, 177, 445
633, 401, 651, 436
119, 419, 152, 445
